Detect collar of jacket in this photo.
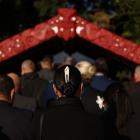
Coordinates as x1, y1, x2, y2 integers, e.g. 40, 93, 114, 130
48, 97, 82, 107
22, 72, 38, 80
95, 72, 104, 76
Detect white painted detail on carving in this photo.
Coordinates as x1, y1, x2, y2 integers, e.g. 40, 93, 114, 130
123, 48, 127, 51
8, 47, 12, 51
70, 28, 74, 32
76, 20, 79, 23
16, 44, 21, 48
52, 26, 58, 34
71, 17, 76, 21
16, 39, 19, 42
81, 21, 85, 25
130, 53, 134, 57
76, 26, 84, 34
2, 54, 5, 57
56, 19, 59, 23
115, 43, 119, 47
50, 21, 54, 24
0, 51, 2, 55
60, 28, 64, 32
116, 38, 120, 42
59, 16, 64, 21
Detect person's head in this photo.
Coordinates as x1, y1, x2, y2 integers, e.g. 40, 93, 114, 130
0, 75, 15, 102
104, 82, 133, 129
21, 59, 36, 75
7, 72, 21, 94
75, 61, 96, 82
95, 57, 108, 74
53, 65, 82, 98
40, 55, 54, 70
134, 65, 140, 82
62, 56, 76, 66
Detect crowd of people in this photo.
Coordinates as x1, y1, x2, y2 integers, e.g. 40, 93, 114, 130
0, 55, 140, 140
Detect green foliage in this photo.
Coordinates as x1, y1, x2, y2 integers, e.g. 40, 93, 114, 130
34, 0, 67, 21
113, 0, 140, 44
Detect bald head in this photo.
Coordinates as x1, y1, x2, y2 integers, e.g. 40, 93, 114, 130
7, 72, 21, 94
21, 60, 36, 75
134, 65, 140, 82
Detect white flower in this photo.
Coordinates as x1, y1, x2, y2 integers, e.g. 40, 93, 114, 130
96, 96, 104, 109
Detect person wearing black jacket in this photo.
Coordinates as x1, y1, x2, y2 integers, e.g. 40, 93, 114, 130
41, 65, 104, 140
21, 59, 49, 108
75, 60, 103, 116
0, 75, 32, 140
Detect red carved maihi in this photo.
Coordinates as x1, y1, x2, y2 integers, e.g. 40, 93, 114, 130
0, 8, 140, 64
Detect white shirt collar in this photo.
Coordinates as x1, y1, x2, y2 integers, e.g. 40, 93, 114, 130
95, 72, 104, 76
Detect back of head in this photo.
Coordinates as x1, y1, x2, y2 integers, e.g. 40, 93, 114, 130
0, 75, 14, 96
62, 56, 76, 66
134, 65, 140, 82
75, 61, 96, 81
54, 65, 82, 97
104, 82, 133, 129
21, 59, 35, 75
40, 55, 54, 70
42, 55, 53, 63
7, 73, 21, 94
95, 57, 108, 74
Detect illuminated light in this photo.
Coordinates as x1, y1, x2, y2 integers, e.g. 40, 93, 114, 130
60, 28, 64, 32
76, 26, 84, 34
59, 16, 63, 21
71, 17, 76, 21
52, 26, 58, 34
70, 28, 74, 32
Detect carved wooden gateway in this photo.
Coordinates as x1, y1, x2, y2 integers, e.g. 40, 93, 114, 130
0, 8, 140, 64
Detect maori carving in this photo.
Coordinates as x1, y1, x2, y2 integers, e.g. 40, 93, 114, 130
0, 8, 140, 64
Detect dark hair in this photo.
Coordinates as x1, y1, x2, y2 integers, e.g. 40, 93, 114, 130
104, 82, 133, 129
42, 55, 54, 64
95, 57, 108, 74
54, 65, 82, 97
0, 75, 14, 96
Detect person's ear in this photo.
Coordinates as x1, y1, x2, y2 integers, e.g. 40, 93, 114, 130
10, 88, 15, 101
53, 84, 57, 94
21, 67, 25, 75
53, 84, 62, 98
52, 63, 55, 68
80, 82, 83, 95
134, 72, 140, 82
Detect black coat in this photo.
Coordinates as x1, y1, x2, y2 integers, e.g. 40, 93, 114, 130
21, 72, 49, 108
0, 101, 32, 140
81, 83, 103, 115
38, 69, 54, 81
102, 106, 131, 140
41, 97, 104, 140
121, 82, 140, 140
